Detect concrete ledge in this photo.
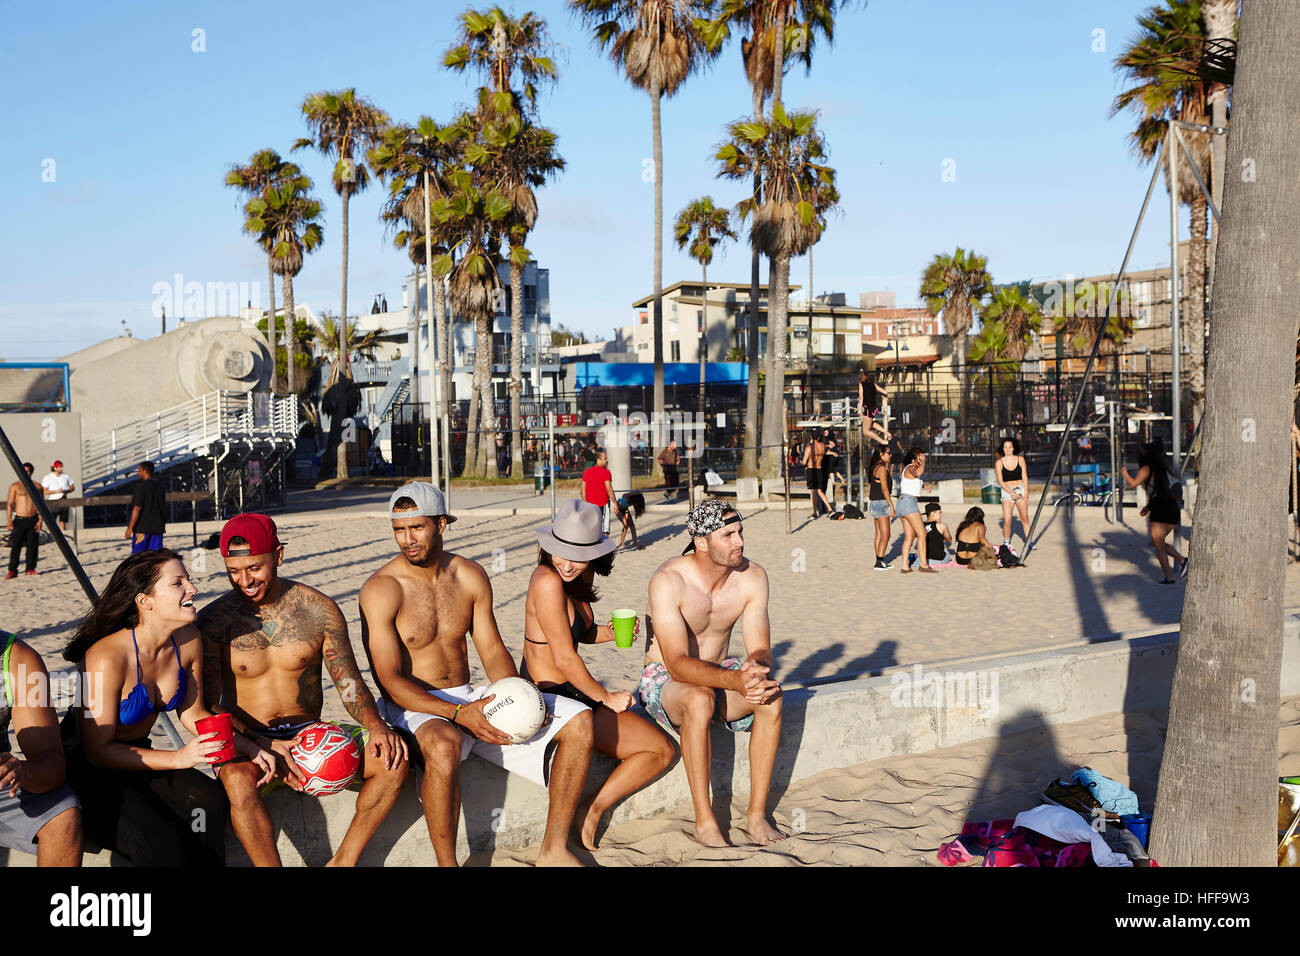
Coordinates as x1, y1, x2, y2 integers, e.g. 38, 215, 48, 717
12, 614, 1299, 866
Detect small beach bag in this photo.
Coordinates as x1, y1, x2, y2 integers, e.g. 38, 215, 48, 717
969, 545, 999, 571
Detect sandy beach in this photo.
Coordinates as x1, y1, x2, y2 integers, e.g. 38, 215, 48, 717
7, 487, 1299, 866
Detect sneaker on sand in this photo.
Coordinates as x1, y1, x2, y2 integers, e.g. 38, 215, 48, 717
4, 571, 15, 580
1043, 779, 1121, 823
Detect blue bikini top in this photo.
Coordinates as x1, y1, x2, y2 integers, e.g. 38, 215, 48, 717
118, 629, 186, 727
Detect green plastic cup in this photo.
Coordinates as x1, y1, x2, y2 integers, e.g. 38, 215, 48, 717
612, 609, 637, 649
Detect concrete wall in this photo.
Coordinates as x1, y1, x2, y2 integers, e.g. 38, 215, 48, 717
11, 615, 1299, 866
65, 317, 273, 438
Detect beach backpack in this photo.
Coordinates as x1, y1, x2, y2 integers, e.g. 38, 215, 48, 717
998, 544, 1021, 568
969, 545, 999, 571
842, 503, 865, 519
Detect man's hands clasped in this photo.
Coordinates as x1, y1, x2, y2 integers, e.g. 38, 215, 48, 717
737, 657, 781, 706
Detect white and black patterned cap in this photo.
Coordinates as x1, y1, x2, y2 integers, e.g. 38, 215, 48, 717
682, 499, 741, 554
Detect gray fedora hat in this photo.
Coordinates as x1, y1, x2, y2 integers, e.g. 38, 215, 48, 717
536, 499, 617, 561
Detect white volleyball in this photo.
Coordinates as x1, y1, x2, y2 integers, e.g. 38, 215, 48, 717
480, 677, 548, 743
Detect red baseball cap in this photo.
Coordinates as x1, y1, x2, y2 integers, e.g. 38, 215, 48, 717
219, 513, 281, 557
52, 460, 63, 468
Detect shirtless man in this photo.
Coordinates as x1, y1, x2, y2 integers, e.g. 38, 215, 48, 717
6, 463, 43, 579
801, 434, 828, 518
197, 513, 408, 867
639, 499, 784, 847
359, 482, 593, 867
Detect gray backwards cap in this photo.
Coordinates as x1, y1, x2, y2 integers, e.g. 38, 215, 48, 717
389, 481, 456, 524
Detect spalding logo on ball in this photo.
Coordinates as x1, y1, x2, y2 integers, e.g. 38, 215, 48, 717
290, 721, 362, 795
481, 677, 548, 743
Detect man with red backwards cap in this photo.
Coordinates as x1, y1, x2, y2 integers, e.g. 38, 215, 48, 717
196, 513, 409, 866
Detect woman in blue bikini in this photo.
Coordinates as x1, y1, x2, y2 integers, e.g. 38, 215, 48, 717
62, 549, 273, 865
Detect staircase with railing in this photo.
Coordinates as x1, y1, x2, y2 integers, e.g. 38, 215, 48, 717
81, 391, 298, 495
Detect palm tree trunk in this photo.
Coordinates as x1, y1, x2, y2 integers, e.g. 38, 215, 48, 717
477, 312, 496, 478
1149, 0, 1299, 866
433, 267, 449, 480
1203, 0, 1235, 300
759, 250, 790, 477
1187, 194, 1208, 429
772, 5, 787, 106
699, 263, 707, 424
651, 77, 665, 477
265, 255, 278, 381
740, 85, 765, 480
509, 254, 524, 481
340, 188, 350, 382
282, 273, 296, 396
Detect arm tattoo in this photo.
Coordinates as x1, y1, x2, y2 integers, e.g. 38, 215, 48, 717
321, 604, 378, 725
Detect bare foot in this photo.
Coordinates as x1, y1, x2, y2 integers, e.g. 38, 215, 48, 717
692, 821, 731, 848
744, 814, 786, 845
536, 845, 585, 867
574, 798, 603, 851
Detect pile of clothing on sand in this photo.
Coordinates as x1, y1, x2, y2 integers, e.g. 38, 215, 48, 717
938, 768, 1153, 868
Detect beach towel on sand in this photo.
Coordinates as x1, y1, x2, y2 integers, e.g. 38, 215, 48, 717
937, 819, 1091, 867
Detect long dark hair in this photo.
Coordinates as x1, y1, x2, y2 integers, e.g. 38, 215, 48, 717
1137, 439, 1172, 499
622, 491, 646, 519
868, 446, 891, 478
538, 547, 615, 604
903, 446, 925, 469
956, 507, 985, 538
64, 549, 185, 663
999, 436, 1022, 456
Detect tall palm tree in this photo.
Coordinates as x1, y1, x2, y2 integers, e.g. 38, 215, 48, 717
370, 116, 465, 465
674, 196, 737, 417
447, 11, 563, 480
1201, 0, 1237, 282
1051, 280, 1136, 356
242, 172, 325, 397
433, 141, 513, 477
1150, 0, 1297, 866
444, 6, 558, 112
980, 286, 1043, 362
700, 0, 845, 476
569, 0, 719, 469
294, 90, 391, 387
225, 149, 296, 365
717, 104, 839, 477
1113, 0, 1214, 429
920, 246, 992, 426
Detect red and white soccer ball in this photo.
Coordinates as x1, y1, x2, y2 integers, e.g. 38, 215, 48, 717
289, 721, 362, 795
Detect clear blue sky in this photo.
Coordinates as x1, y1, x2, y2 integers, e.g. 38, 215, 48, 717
1, 0, 1182, 361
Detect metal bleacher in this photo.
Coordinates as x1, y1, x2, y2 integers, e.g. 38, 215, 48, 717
80, 390, 298, 496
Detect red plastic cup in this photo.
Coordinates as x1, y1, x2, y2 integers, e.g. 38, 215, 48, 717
196, 713, 236, 765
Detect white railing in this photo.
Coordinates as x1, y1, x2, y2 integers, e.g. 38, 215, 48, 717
81, 391, 298, 493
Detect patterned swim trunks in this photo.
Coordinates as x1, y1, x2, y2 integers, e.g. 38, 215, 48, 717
637, 658, 755, 736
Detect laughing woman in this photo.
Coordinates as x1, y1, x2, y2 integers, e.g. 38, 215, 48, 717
62, 549, 272, 866
521, 500, 675, 851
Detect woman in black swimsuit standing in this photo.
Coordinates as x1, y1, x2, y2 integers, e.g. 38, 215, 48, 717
521, 499, 674, 850
867, 446, 896, 569
995, 437, 1029, 550
1121, 439, 1186, 584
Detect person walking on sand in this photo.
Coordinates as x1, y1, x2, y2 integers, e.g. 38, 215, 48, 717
867, 447, 896, 570
125, 461, 167, 554
658, 440, 682, 502
6, 463, 42, 579
522, 500, 674, 850
896, 448, 936, 573
640, 500, 784, 848
1121, 439, 1186, 584
40, 460, 74, 532
582, 448, 622, 536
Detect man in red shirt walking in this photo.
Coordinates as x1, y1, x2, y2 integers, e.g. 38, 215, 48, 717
581, 448, 622, 535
